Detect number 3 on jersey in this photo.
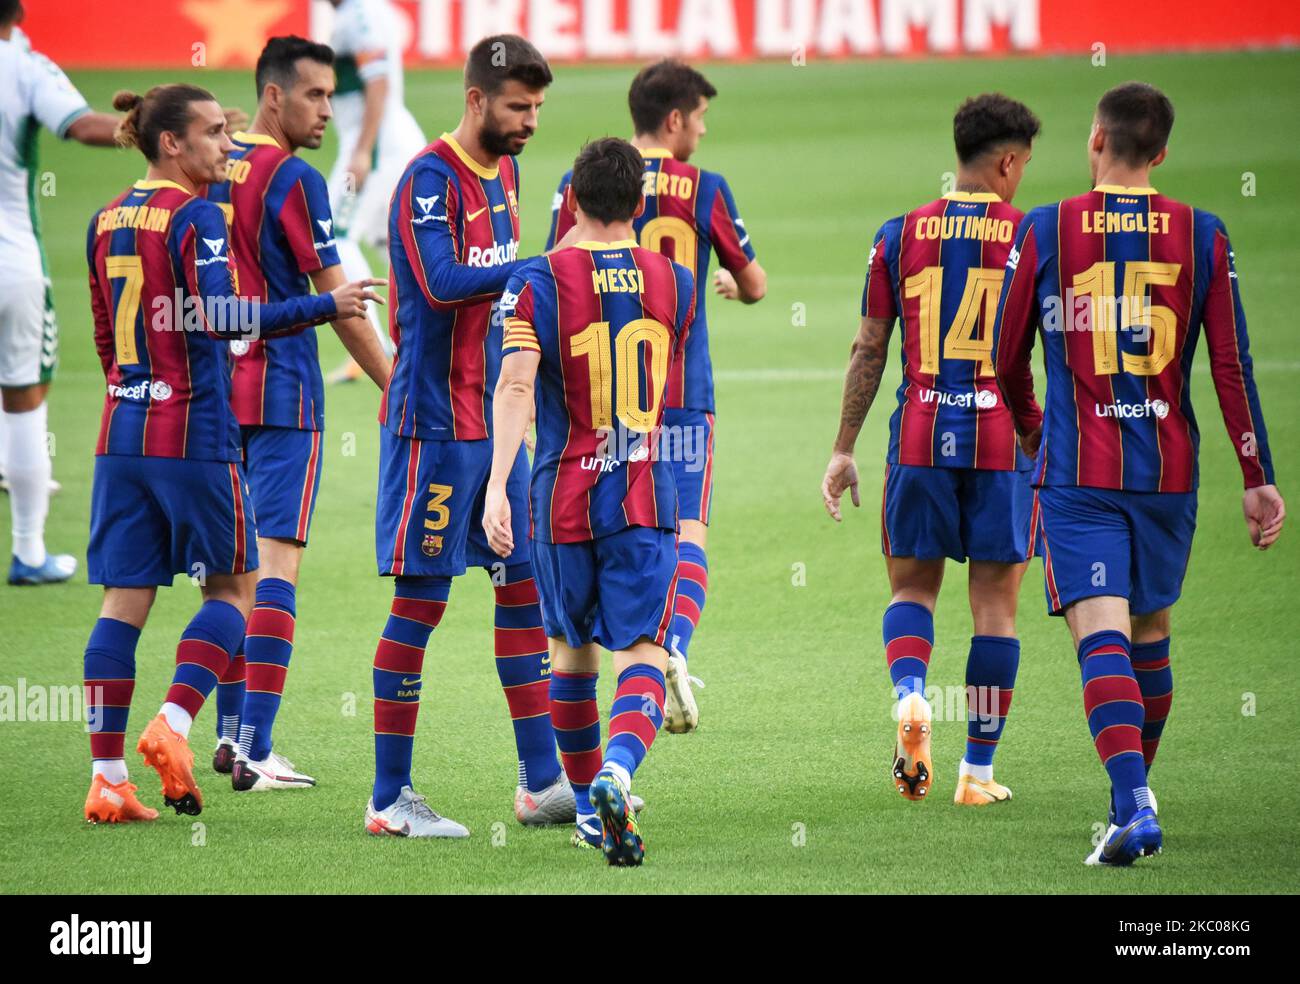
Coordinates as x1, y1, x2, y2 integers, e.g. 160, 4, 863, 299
903, 265, 1003, 377
424, 483, 452, 531
570, 319, 671, 433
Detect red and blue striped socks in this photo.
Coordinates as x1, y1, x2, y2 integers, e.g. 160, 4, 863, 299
602, 664, 666, 788
161, 599, 244, 738
372, 576, 449, 811
550, 670, 601, 817
1131, 637, 1173, 773
963, 635, 1020, 776
238, 577, 297, 762
1078, 629, 1151, 824
883, 601, 933, 700
215, 643, 245, 746
667, 542, 708, 660
84, 617, 141, 784
492, 564, 561, 793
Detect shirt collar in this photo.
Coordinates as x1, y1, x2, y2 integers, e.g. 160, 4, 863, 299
441, 132, 498, 179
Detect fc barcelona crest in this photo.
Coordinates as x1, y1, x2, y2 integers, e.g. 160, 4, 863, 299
421, 534, 443, 557
507, 189, 519, 217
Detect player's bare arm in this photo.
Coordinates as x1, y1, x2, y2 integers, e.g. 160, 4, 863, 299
349, 74, 388, 191
713, 259, 766, 303
65, 112, 121, 147
309, 265, 391, 387
483, 349, 540, 557
822, 314, 892, 521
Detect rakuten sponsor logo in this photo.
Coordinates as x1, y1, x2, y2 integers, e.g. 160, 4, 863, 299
466, 241, 519, 268
918, 387, 998, 410
1095, 399, 1170, 419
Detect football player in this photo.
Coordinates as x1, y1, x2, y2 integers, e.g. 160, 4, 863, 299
82, 83, 378, 823
1, 0, 120, 585
323, 0, 425, 383
547, 60, 766, 734
203, 35, 392, 790
821, 95, 1041, 806
486, 137, 694, 865
364, 35, 569, 839
992, 82, 1283, 864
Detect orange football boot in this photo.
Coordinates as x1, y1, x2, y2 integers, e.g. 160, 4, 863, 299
136, 714, 203, 815
84, 775, 160, 823
954, 774, 1013, 806
891, 692, 933, 801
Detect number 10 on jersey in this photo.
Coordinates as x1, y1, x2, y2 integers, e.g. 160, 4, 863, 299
569, 319, 672, 433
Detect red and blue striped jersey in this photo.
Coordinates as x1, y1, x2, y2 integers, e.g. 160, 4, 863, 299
546, 149, 754, 413
993, 186, 1275, 492
381, 133, 524, 441
864, 192, 1032, 471
204, 132, 340, 431
500, 242, 695, 544
87, 180, 337, 462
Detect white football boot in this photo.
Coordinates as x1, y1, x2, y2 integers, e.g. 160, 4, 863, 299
365, 785, 470, 838
515, 771, 577, 826
515, 770, 645, 825
664, 648, 703, 734
231, 750, 316, 791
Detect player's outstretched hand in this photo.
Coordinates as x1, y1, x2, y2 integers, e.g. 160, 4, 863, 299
1018, 426, 1042, 458
547, 226, 582, 254
347, 150, 373, 194
222, 106, 250, 133
1243, 484, 1285, 550
482, 483, 514, 557
821, 451, 860, 522
713, 269, 739, 300
331, 278, 387, 320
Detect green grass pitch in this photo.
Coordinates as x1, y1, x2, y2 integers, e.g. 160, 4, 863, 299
2, 51, 1298, 894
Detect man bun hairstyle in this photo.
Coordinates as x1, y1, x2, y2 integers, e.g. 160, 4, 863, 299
464, 34, 553, 95
113, 84, 216, 163
1096, 81, 1175, 166
953, 93, 1041, 164
628, 59, 717, 136
255, 35, 335, 99
571, 137, 644, 226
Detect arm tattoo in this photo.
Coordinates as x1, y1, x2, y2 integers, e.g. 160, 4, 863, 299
835, 318, 892, 453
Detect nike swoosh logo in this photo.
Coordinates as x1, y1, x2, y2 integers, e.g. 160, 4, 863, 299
466, 206, 488, 222
401, 677, 421, 686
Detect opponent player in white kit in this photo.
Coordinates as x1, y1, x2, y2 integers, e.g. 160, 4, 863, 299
324, 0, 425, 382
0, 0, 120, 585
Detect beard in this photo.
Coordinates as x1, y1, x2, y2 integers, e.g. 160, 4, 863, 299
480, 111, 533, 157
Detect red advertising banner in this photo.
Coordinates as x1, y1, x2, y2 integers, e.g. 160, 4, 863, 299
19, 0, 1300, 69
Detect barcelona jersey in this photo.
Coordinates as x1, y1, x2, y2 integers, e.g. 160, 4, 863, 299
382, 133, 524, 441
500, 241, 695, 544
546, 149, 753, 413
993, 185, 1274, 492
87, 180, 337, 462
205, 132, 340, 430
865, 191, 1032, 472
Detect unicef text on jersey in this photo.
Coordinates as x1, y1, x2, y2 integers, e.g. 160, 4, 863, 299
579, 423, 709, 474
